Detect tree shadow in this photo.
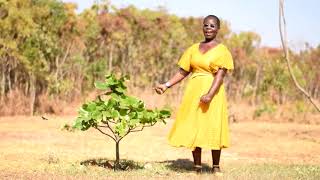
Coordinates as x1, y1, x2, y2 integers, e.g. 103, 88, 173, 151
80, 158, 144, 170
159, 159, 211, 173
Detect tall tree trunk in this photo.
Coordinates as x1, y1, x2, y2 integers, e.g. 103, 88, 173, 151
315, 84, 319, 99
252, 62, 262, 105
7, 66, 11, 92
29, 73, 36, 116
0, 61, 5, 100
236, 68, 244, 101
279, 0, 320, 112
108, 44, 113, 73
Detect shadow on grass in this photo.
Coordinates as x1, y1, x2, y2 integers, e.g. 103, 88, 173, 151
160, 159, 211, 173
80, 158, 213, 173
80, 158, 144, 170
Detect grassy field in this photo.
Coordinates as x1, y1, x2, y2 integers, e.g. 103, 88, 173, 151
0, 116, 320, 179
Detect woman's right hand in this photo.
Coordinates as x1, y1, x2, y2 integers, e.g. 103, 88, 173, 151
154, 84, 168, 95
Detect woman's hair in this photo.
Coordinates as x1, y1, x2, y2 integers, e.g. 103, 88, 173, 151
204, 15, 220, 29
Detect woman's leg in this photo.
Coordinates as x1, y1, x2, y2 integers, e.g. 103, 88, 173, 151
211, 150, 221, 172
192, 147, 202, 165
192, 147, 202, 172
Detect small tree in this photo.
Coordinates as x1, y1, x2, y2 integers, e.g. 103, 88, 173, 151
73, 74, 170, 169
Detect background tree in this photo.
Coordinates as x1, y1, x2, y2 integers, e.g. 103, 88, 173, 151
0, 0, 318, 117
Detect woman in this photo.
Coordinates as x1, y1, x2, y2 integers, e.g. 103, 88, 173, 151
154, 15, 234, 174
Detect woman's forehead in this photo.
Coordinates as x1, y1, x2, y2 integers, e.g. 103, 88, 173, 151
203, 18, 218, 24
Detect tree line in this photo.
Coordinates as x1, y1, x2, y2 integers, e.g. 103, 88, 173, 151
0, 0, 319, 115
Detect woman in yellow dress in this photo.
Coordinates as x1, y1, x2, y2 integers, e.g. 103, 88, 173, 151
155, 15, 234, 173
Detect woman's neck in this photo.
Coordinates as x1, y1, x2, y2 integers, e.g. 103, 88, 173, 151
203, 38, 217, 44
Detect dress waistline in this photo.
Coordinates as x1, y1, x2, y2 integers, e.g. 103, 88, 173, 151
190, 72, 214, 79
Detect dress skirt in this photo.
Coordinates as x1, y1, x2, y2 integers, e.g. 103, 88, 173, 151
168, 72, 230, 150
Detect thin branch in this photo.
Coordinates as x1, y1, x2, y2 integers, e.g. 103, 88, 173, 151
108, 120, 117, 124
95, 127, 116, 141
118, 129, 131, 141
279, 0, 320, 112
101, 119, 117, 124
118, 122, 157, 141
98, 122, 119, 140
61, 42, 73, 67
128, 122, 157, 132
130, 126, 144, 132
98, 124, 113, 128
105, 121, 116, 134
144, 122, 157, 127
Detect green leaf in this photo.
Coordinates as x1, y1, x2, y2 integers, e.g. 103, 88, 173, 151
129, 118, 140, 127
119, 109, 129, 116
128, 112, 137, 119
110, 93, 121, 102
110, 109, 120, 119
87, 102, 97, 111
160, 109, 171, 118
102, 110, 112, 119
105, 98, 117, 108
95, 81, 109, 90
78, 106, 88, 115
73, 118, 83, 130
106, 77, 117, 86
115, 86, 126, 94
115, 121, 128, 137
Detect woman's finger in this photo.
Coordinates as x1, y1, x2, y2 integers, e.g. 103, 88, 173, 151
154, 87, 159, 94
200, 96, 205, 103
200, 95, 210, 104
155, 88, 160, 94
155, 87, 163, 94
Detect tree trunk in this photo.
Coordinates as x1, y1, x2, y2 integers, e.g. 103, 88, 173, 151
315, 84, 319, 99
7, 66, 11, 92
29, 73, 36, 116
279, 0, 320, 112
108, 44, 113, 73
236, 68, 244, 101
114, 141, 120, 169
0, 61, 5, 100
252, 63, 261, 105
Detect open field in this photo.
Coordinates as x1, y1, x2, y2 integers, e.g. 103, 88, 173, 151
0, 116, 320, 179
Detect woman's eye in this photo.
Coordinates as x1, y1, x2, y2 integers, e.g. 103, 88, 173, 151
204, 24, 215, 28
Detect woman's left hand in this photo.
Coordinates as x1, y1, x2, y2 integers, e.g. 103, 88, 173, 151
154, 84, 168, 95
200, 93, 213, 104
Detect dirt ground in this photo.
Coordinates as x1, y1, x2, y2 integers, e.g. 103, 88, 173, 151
0, 116, 319, 179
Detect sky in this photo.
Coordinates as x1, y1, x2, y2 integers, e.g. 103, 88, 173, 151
62, 0, 320, 49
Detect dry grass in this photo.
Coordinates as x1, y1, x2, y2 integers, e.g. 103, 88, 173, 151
0, 116, 320, 179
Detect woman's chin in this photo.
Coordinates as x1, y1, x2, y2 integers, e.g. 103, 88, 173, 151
204, 36, 215, 41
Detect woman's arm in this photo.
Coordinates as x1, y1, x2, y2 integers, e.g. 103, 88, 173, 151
200, 68, 227, 104
154, 68, 190, 94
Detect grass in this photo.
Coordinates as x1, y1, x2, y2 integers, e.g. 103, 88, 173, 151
1, 159, 319, 179
0, 116, 320, 179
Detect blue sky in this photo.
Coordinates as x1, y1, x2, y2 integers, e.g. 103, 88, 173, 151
62, 0, 320, 49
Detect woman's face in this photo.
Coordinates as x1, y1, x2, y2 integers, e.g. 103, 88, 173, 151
203, 18, 219, 40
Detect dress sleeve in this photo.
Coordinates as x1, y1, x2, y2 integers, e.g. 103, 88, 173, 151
209, 47, 234, 73
177, 46, 192, 72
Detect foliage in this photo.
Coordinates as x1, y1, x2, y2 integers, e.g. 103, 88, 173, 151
0, 0, 319, 115
73, 74, 170, 169
253, 103, 276, 118
73, 74, 170, 135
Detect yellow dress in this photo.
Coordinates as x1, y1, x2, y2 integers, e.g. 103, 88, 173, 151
168, 43, 234, 150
